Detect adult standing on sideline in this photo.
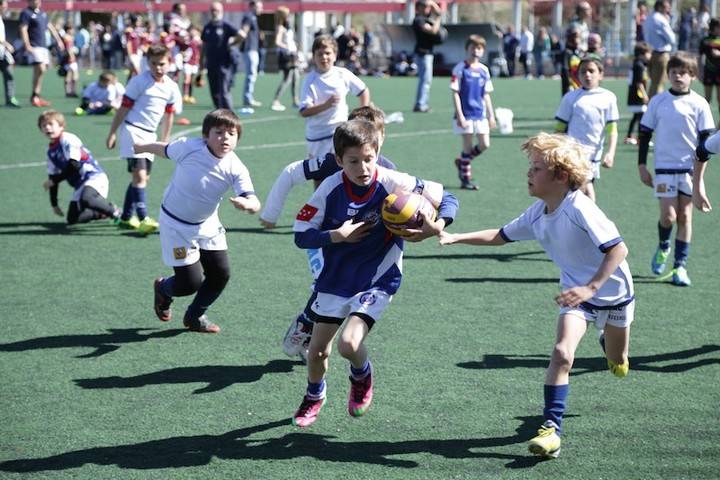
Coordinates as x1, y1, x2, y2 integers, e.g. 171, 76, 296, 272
200, 2, 242, 110
270, 5, 299, 111
644, 0, 675, 97
238, 0, 263, 112
19, 0, 63, 107
412, 0, 443, 113
570, 1, 592, 51
502, 25, 519, 77
0, 0, 19, 107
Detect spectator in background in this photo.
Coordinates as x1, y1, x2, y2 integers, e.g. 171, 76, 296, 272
362, 24, 373, 72
238, 0, 263, 111
100, 24, 113, 70
636, 2, 648, 41
560, 26, 583, 96
200, 1, 242, 111
698, 3, 711, 39
270, 5, 299, 111
570, 1, 592, 51
0, 0, 19, 107
644, 0, 675, 97
519, 25, 534, 78
550, 32, 563, 78
533, 27, 550, 79
678, 7, 697, 51
502, 25, 519, 77
19, 0, 64, 107
74, 23, 89, 69
587, 32, 605, 57
412, 0, 444, 113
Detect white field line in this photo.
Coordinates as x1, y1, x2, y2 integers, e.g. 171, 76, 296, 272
0, 119, 550, 171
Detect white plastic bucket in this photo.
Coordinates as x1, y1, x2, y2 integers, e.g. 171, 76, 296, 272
495, 107, 514, 135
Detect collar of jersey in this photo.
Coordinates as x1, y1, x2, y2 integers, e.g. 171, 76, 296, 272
48, 137, 61, 147
342, 169, 378, 203
668, 88, 690, 96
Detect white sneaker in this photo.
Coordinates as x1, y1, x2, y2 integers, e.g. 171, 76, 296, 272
271, 102, 286, 112
282, 316, 312, 357
238, 107, 254, 115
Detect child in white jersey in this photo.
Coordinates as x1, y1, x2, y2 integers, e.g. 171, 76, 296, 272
76, 71, 124, 116
555, 55, 618, 203
134, 109, 260, 333
299, 34, 370, 158
440, 132, 634, 460
638, 52, 715, 286
106, 44, 183, 235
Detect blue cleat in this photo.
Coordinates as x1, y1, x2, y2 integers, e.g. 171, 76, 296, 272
651, 246, 670, 275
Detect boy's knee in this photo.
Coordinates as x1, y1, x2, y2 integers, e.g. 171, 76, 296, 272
551, 345, 574, 371
336, 336, 362, 359
308, 344, 331, 362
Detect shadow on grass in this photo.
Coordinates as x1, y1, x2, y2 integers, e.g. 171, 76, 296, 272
0, 221, 121, 237
447, 277, 558, 284
0, 416, 557, 472
458, 344, 720, 375
0, 328, 186, 358
74, 359, 303, 394
405, 250, 549, 262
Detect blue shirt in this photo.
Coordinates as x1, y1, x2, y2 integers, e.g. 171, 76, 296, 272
240, 12, 259, 53
201, 20, 238, 68
450, 61, 494, 120
19, 7, 48, 48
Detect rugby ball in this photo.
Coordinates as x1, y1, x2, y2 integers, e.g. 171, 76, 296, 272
381, 192, 437, 237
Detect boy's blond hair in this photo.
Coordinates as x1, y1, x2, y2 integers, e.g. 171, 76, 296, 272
521, 132, 591, 191
465, 34, 486, 50
37, 110, 66, 129
348, 105, 385, 138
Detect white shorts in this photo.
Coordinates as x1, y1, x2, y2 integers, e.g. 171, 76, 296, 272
306, 137, 335, 158
173, 52, 184, 71
590, 161, 601, 180
183, 63, 199, 77
311, 289, 393, 325
159, 209, 227, 267
119, 122, 157, 160
654, 172, 692, 198
628, 105, 647, 114
560, 299, 635, 329
29, 46, 50, 65
452, 118, 490, 135
67, 61, 78, 73
72, 173, 109, 202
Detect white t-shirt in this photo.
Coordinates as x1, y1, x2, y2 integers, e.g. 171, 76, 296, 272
161, 137, 255, 224
83, 80, 124, 106
123, 71, 182, 132
556, 87, 619, 162
299, 66, 367, 141
500, 189, 633, 308
641, 90, 715, 171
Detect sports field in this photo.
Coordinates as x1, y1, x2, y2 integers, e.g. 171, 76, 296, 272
1, 67, 718, 479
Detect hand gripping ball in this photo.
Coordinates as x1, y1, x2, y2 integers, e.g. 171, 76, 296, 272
381, 191, 437, 237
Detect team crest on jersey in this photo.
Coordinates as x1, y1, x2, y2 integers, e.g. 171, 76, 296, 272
359, 292, 377, 305
297, 204, 318, 221
357, 209, 381, 226
173, 247, 187, 260
656, 183, 668, 193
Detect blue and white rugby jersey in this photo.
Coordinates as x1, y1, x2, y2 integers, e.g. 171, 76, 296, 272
46, 132, 104, 190
500, 189, 634, 308
293, 166, 446, 298
450, 61, 494, 121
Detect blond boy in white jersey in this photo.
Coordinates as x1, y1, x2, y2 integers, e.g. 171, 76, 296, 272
555, 56, 618, 203
106, 44, 183, 235
134, 109, 260, 333
440, 132, 634, 460
638, 52, 715, 286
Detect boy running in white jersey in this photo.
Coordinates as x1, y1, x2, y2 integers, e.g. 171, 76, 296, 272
107, 44, 183, 235
134, 109, 260, 333
440, 132, 634, 459
555, 55, 618, 203
299, 34, 370, 158
291, 119, 459, 428
638, 52, 715, 286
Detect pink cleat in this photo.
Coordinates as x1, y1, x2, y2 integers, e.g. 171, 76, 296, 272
292, 395, 325, 428
348, 369, 373, 417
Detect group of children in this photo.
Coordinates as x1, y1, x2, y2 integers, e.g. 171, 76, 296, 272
36, 31, 716, 461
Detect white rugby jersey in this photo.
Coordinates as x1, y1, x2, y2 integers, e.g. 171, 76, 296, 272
122, 71, 182, 133
293, 166, 444, 298
556, 87, 619, 162
641, 90, 714, 171
161, 137, 255, 224
82, 81, 124, 106
500, 189, 634, 308
299, 66, 367, 142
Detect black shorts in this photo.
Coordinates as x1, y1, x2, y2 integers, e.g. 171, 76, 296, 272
703, 69, 720, 86
278, 51, 297, 71
126, 157, 153, 174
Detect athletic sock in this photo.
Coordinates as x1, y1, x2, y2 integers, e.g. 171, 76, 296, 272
131, 186, 147, 220
350, 360, 371, 380
159, 277, 175, 298
459, 152, 472, 181
306, 379, 326, 400
543, 384, 569, 435
470, 144, 484, 157
121, 183, 134, 220
673, 239, 690, 268
658, 222, 672, 251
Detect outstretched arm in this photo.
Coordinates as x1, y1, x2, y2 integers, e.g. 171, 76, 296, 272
259, 160, 310, 228
439, 228, 507, 246
134, 142, 169, 158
